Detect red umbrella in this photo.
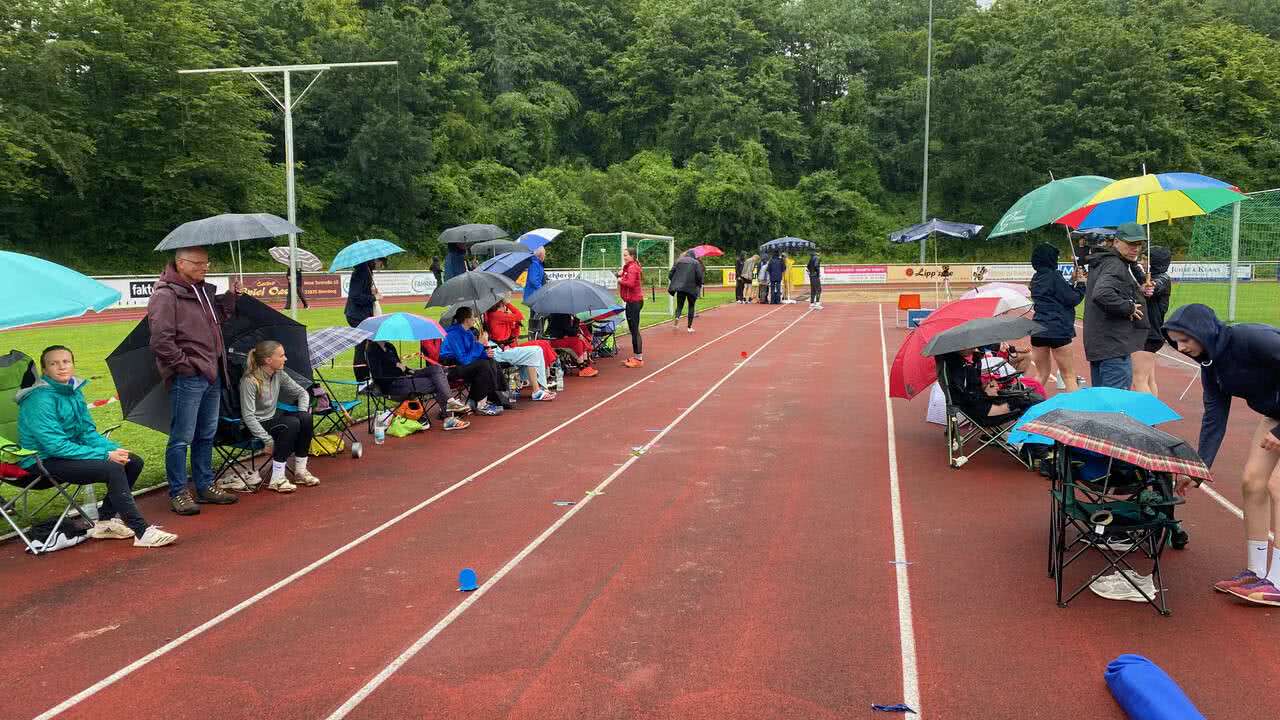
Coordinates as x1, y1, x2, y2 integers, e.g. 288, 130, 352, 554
888, 296, 1005, 399
690, 244, 723, 258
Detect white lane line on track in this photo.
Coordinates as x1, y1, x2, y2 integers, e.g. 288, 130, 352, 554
877, 305, 922, 718
324, 308, 814, 720
31, 305, 789, 720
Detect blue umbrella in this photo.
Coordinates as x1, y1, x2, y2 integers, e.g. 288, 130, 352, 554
0, 251, 121, 330
476, 251, 535, 280
516, 227, 562, 251
329, 239, 405, 272
356, 313, 446, 342
1008, 387, 1181, 445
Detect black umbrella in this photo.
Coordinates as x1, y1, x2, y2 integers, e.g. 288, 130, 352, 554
760, 236, 816, 253
425, 271, 519, 309
527, 278, 619, 316
471, 239, 522, 257
438, 224, 508, 246
1020, 409, 1211, 480
921, 316, 1043, 357
107, 296, 312, 434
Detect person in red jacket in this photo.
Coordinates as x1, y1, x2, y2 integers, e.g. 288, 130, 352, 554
617, 247, 645, 368
484, 299, 557, 369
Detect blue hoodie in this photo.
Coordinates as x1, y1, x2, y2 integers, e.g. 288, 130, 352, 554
1162, 303, 1280, 467
440, 323, 487, 365
523, 257, 546, 303
15, 376, 118, 468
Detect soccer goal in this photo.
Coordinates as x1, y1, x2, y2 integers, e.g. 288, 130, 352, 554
580, 231, 676, 314
1188, 188, 1280, 323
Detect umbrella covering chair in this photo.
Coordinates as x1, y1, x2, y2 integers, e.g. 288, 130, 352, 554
889, 296, 1005, 399
426, 271, 520, 310
302, 327, 373, 458
921, 316, 1043, 358
0, 251, 121, 330
1027, 409, 1209, 615
356, 314, 451, 433
329, 239, 405, 272
527, 278, 620, 317
439, 224, 508, 246
1009, 388, 1181, 446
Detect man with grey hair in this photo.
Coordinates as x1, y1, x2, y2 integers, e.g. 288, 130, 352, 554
147, 246, 242, 515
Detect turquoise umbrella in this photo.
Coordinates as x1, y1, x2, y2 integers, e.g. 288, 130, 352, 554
1008, 387, 1181, 445
989, 176, 1114, 238
0, 251, 121, 330
356, 312, 445, 342
329, 239, 405, 272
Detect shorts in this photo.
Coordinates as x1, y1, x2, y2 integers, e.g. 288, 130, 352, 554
1030, 336, 1072, 349
1143, 339, 1166, 353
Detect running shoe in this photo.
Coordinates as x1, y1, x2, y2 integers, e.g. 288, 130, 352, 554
1213, 569, 1259, 594
133, 526, 178, 548
623, 357, 644, 368
1231, 578, 1280, 606
293, 470, 321, 487
579, 367, 599, 377
443, 416, 470, 431
477, 402, 503, 416
267, 477, 297, 493
532, 389, 556, 401
447, 397, 472, 415
1089, 571, 1156, 602
87, 518, 134, 540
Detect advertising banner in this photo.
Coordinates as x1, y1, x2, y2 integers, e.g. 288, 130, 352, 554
886, 264, 979, 285
821, 264, 888, 285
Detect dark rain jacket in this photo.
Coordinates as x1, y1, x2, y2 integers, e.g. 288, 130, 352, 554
345, 261, 377, 325
1162, 304, 1280, 468
1143, 247, 1173, 345
807, 253, 821, 277
1083, 247, 1148, 361
767, 255, 784, 283
147, 264, 237, 385
1029, 244, 1084, 340
667, 253, 704, 295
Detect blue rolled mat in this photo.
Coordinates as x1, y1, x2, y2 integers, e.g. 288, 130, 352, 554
1105, 654, 1205, 720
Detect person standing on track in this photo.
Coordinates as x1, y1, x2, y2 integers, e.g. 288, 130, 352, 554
767, 253, 784, 304
1133, 246, 1173, 396
741, 254, 759, 304
618, 247, 645, 367
668, 249, 703, 333
734, 251, 747, 303
806, 250, 823, 309
782, 252, 796, 303
1163, 303, 1280, 606
1028, 243, 1085, 393
284, 266, 308, 310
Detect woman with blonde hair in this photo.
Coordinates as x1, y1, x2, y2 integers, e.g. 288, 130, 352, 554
239, 340, 319, 493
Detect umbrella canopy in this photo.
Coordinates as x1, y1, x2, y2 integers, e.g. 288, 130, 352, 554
889, 219, 983, 244
357, 313, 446, 342
889, 317, 970, 399
426, 271, 519, 309
268, 246, 324, 272
1009, 388, 1181, 445
528, 278, 620, 316
1019, 409, 1211, 480
307, 326, 372, 366
155, 213, 302, 251
0, 251, 121, 330
1056, 173, 1246, 229
976, 281, 1031, 297
439, 224, 508, 246
107, 296, 311, 434
439, 300, 489, 327
578, 304, 624, 322
516, 228, 562, 251
329, 238, 405, 272
476, 251, 535, 280
760, 237, 816, 253
471, 239, 523, 257
988, 176, 1114, 238
690, 244, 723, 258
921, 316, 1044, 357
958, 285, 1032, 314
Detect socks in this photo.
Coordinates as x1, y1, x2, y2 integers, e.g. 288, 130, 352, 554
1247, 539, 1270, 575
294, 456, 308, 475
1269, 546, 1280, 584
271, 460, 287, 482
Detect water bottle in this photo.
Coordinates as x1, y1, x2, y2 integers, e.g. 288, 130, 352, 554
79, 484, 99, 521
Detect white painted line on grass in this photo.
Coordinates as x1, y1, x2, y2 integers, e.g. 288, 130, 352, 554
31, 305, 789, 720
325, 308, 814, 720
877, 304, 922, 717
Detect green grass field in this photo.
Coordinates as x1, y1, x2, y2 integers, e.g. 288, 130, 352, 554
1, 290, 734, 529
1071, 281, 1280, 325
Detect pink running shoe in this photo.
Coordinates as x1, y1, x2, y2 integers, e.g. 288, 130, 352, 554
1230, 578, 1280, 606
1213, 569, 1259, 594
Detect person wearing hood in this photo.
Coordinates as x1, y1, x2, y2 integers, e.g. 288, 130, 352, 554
17, 346, 177, 548
1029, 243, 1086, 392
806, 251, 823, 309
1082, 228, 1148, 389
1132, 246, 1173, 396
441, 306, 510, 415
668, 249, 704, 332
443, 243, 468, 282
1164, 304, 1280, 606
767, 253, 784, 304
147, 246, 241, 516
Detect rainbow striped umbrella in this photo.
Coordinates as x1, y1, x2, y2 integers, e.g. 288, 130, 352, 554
1056, 172, 1246, 229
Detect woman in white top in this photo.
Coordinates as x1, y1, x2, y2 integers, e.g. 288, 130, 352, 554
239, 340, 320, 493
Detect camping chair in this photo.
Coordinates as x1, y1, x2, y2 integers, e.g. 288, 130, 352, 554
935, 358, 1032, 470
1049, 447, 1182, 616
0, 350, 100, 555
590, 318, 619, 359
363, 341, 441, 433
305, 374, 364, 458
211, 352, 270, 490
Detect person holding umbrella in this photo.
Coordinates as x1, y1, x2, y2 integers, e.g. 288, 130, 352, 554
618, 247, 645, 367
345, 258, 383, 384
1132, 246, 1173, 397
444, 243, 468, 282
668, 250, 704, 332
806, 250, 823, 309
147, 246, 242, 516
1163, 304, 1280, 605
1082, 228, 1148, 389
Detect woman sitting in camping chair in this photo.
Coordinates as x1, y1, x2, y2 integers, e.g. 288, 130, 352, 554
544, 313, 599, 378
943, 349, 1042, 424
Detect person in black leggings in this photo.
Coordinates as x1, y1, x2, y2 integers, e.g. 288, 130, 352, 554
667, 250, 704, 332
618, 248, 646, 367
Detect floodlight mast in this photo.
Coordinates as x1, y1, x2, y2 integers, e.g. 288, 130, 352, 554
178, 61, 398, 318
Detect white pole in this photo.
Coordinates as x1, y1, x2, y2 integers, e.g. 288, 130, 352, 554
919, 0, 933, 265
283, 70, 299, 319
668, 233, 675, 316
1228, 201, 1241, 322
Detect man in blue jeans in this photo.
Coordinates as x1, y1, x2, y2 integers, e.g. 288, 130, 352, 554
1082, 228, 1148, 389
147, 246, 242, 515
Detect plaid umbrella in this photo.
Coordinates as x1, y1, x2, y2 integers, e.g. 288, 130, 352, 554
307, 327, 372, 366
1020, 409, 1211, 481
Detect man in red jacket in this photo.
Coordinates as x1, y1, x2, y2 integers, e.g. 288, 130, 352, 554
617, 247, 645, 367
147, 246, 242, 516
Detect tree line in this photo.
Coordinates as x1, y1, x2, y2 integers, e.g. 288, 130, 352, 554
2, 0, 1277, 272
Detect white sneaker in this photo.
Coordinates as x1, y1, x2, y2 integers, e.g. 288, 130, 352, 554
1054, 373, 1067, 390
815, 303, 823, 310
87, 518, 134, 540
292, 470, 321, 487
268, 477, 297, 493
687, 327, 694, 333
1089, 571, 1156, 602
134, 526, 178, 548
447, 397, 471, 415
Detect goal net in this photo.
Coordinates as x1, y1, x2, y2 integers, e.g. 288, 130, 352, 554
1187, 188, 1280, 323
580, 231, 675, 313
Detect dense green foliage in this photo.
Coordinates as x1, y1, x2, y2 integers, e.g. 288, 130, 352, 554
2, 0, 1277, 270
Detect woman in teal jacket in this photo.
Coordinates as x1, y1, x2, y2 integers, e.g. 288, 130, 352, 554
17, 346, 175, 548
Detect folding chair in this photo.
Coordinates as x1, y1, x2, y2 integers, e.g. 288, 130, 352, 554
590, 319, 619, 359
936, 358, 1032, 469
211, 414, 270, 490
363, 341, 441, 433
0, 350, 93, 555
307, 372, 364, 458
1049, 446, 1182, 616
896, 293, 922, 327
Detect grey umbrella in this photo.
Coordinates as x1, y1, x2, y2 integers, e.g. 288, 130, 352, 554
439, 299, 489, 327
471, 239, 522, 256
155, 213, 303, 251
922, 316, 1043, 357
425, 271, 519, 309
438, 224, 508, 246
528, 278, 619, 316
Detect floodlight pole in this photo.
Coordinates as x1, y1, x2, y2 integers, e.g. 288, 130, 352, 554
919, 0, 934, 264
178, 61, 398, 318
